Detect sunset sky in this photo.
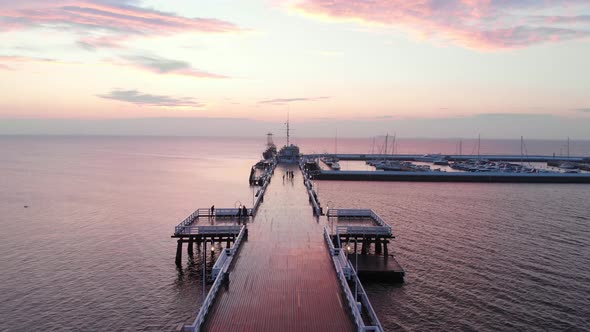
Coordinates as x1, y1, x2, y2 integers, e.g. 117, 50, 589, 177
1, 0, 589, 138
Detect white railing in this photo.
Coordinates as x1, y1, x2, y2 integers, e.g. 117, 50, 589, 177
183, 269, 224, 332
174, 208, 253, 235
327, 209, 392, 236
323, 227, 383, 332
348, 261, 383, 332
175, 225, 242, 236
301, 167, 323, 216
336, 225, 391, 236
211, 249, 230, 280
177, 209, 200, 228
251, 161, 276, 216
184, 225, 247, 332
324, 227, 352, 278
211, 225, 247, 279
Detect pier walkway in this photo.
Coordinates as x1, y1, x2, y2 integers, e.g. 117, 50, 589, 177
201, 164, 356, 332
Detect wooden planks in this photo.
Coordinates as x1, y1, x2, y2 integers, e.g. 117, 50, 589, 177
202, 165, 355, 332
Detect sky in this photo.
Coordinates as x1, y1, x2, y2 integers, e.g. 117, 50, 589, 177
0, 0, 589, 138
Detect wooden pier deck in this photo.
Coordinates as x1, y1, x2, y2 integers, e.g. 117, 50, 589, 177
201, 165, 356, 332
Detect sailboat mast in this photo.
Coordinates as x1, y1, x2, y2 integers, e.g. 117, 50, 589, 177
384, 133, 389, 157
567, 136, 570, 158
477, 134, 481, 160
335, 128, 338, 155
520, 136, 524, 165
392, 133, 396, 155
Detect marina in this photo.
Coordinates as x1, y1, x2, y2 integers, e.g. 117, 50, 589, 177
303, 153, 590, 183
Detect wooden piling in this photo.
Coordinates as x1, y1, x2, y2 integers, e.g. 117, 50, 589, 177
188, 237, 194, 256
175, 239, 183, 266
361, 239, 369, 255
375, 238, 382, 254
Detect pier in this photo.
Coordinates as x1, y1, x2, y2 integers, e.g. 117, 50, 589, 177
174, 161, 394, 331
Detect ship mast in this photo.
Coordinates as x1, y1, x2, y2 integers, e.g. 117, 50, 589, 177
286, 112, 290, 146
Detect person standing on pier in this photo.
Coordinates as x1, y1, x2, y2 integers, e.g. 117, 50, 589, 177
237, 205, 242, 219
210, 205, 215, 218
242, 205, 248, 218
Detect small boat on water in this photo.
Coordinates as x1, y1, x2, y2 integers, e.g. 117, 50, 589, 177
414, 154, 443, 162
331, 161, 341, 170
433, 158, 449, 166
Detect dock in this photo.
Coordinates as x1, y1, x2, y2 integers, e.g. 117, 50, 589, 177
305, 153, 589, 163
174, 162, 393, 332
312, 170, 590, 183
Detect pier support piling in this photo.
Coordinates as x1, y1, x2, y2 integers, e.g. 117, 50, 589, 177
175, 239, 183, 266
361, 239, 369, 255
375, 238, 382, 254
196, 236, 202, 251
188, 237, 194, 256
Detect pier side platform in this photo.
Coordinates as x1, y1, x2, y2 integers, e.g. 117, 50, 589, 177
328, 208, 405, 283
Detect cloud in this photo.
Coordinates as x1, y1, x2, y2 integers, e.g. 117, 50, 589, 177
77, 35, 126, 51
259, 96, 330, 105
292, 0, 590, 50
0, 0, 241, 49
96, 89, 203, 107
0, 55, 70, 65
121, 55, 228, 78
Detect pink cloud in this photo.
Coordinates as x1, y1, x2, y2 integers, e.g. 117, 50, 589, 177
120, 55, 229, 79
293, 0, 590, 49
77, 35, 127, 50
0, 0, 241, 49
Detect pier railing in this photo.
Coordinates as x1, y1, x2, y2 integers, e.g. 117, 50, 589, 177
300, 162, 323, 216
184, 225, 247, 332
327, 209, 392, 236
251, 161, 276, 216
175, 225, 243, 236
174, 208, 253, 235
323, 227, 384, 332
211, 225, 247, 279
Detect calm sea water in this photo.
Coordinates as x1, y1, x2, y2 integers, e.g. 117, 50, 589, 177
1, 136, 589, 331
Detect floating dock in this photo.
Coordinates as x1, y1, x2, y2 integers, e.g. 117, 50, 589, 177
174, 161, 396, 332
